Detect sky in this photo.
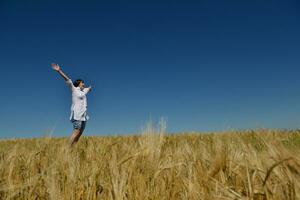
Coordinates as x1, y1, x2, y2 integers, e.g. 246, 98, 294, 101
1, 0, 300, 138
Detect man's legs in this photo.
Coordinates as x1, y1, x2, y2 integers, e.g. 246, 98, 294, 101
69, 121, 86, 146
70, 129, 81, 146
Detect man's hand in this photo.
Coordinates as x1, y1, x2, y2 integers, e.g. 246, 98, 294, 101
51, 63, 60, 72
51, 63, 70, 81
88, 86, 92, 91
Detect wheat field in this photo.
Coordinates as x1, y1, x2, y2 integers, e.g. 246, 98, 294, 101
1, 124, 300, 200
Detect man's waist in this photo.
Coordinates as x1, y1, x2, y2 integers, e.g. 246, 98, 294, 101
71, 107, 87, 111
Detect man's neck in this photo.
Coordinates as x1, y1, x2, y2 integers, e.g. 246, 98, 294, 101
77, 87, 84, 91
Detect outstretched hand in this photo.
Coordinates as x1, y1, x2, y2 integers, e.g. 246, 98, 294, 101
51, 63, 60, 71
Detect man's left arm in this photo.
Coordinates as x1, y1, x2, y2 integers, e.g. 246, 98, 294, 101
83, 86, 92, 94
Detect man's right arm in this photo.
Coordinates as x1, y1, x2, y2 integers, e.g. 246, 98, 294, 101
51, 63, 74, 91
51, 63, 70, 81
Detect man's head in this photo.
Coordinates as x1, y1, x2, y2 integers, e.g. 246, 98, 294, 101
73, 79, 85, 90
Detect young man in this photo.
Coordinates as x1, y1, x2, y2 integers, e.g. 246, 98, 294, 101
51, 63, 92, 146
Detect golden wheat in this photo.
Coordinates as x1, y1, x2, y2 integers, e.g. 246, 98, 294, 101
1, 127, 300, 200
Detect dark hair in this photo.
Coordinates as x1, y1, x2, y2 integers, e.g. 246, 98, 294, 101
73, 79, 84, 87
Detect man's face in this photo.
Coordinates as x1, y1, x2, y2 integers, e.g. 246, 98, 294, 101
79, 81, 85, 89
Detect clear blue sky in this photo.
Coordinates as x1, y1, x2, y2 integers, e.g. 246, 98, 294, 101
1, 0, 300, 138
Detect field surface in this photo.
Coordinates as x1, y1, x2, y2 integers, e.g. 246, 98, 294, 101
1, 127, 300, 200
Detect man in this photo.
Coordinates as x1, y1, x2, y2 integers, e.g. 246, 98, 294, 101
51, 63, 92, 146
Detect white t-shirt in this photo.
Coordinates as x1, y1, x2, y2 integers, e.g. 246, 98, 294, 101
65, 79, 91, 121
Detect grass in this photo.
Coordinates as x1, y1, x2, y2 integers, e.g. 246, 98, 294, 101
1, 124, 300, 199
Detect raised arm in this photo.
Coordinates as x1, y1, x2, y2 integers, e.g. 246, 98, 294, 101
51, 63, 70, 81
51, 63, 75, 91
